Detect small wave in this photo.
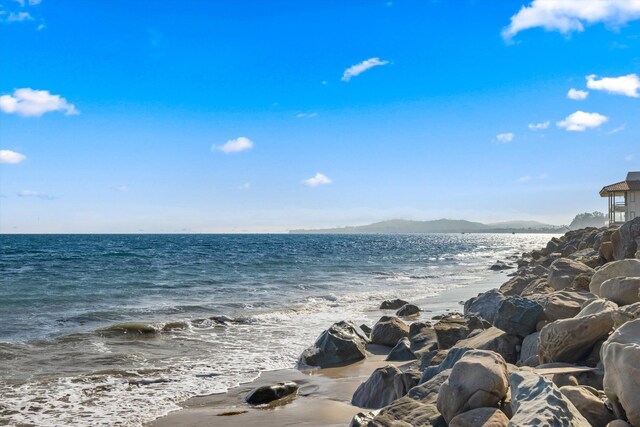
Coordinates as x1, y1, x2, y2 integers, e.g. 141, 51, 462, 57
97, 322, 163, 336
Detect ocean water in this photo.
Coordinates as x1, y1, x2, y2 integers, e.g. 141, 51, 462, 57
0, 233, 553, 426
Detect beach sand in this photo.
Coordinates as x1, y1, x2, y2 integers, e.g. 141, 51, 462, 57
148, 271, 511, 427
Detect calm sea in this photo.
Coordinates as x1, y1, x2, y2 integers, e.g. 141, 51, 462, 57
0, 233, 552, 426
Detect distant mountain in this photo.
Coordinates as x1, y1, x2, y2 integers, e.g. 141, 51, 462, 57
289, 219, 564, 234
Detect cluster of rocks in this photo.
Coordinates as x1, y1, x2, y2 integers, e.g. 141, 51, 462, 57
296, 217, 640, 426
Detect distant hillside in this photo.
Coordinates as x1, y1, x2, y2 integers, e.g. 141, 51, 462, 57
290, 219, 565, 234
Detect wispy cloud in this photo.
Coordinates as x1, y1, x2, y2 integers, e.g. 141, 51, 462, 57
238, 183, 251, 190
502, 0, 640, 41
608, 124, 626, 135
586, 74, 640, 97
0, 149, 26, 164
5, 11, 32, 22
296, 112, 318, 118
496, 132, 514, 143
342, 57, 389, 82
0, 88, 79, 117
114, 185, 128, 192
17, 190, 54, 200
567, 88, 588, 100
557, 111, 608, 131
304, 173, 332, 187
625, 154, 635, 162
518, 173, 548, 183
212, 137, 254, 154
528, 121, 549, 130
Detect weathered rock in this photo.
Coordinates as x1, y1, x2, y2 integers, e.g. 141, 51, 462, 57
360, 324, 372, 337
612, 302, 640, 329
449, 408, 509, 427
453, 327, 521, 364
490, 261, 514, 271
380, 299, 410, 310
600, 241, 615, 262
600, 277, 640, 306
298, 320, 369, 368
464, 288, 506, 324
349, 411, 378, 427
499, 273, 539, 296
352, 365, 404, 409
560, 385, 616, 427
494, 296, 542, 337
573, 273, 595, 291
611, 217, 640, 261
601, 319, 640, 426
532, 289, 596, 322
436, 350, 509, 424
396, 303, 420, 317
371, 369, 449, 427
386, 337, 416, 361
548, 258, 595, 291
508, 371, 591, 426
538, 299, 615, 364
520, 277, 555, 297
518, 332, 539, 365
245, 381, 298, 404
409, 322, 437, 353
421, 346, 471, 383
371, 316, 409, 347
590, 259, 640, 296
433, 317, 472, 349
606, 421, 632, 427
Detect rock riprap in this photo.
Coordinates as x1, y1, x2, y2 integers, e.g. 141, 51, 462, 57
298, 320, 369, 368
493, 295, 543, 337
436, 350, 509, 424
371, 316, 409, 347
600, 277, 640, 306
547, 258, 595, 291
590, 259, 640, 296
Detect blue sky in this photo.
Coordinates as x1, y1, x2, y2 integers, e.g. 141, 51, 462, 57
1, 0, 639, 232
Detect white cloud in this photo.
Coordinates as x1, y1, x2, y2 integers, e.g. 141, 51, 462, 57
17, 190, 54, 200
0, 149, 26, 164
567, 88, 589, 100
296, 112, 318, 118
557, 111, 608, 131
586, 74, 640, 97
496, 132, 514, 142
608, 124, 626, 134
528, 121, 550, 130
517, 173, 547, 183
0, 88, 79, 117
304, 173, 332, 187
212, 137, 254, 154
502, 0, 640, 41
342, 57, 389, 82
6, 11, 32, 22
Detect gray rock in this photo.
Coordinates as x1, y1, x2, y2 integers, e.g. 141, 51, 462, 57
532, 289, 596, 322
436, 350, 509, 424
600, 277, 640, 306
560, 385, 615, 427
490, 260, 514, 271
590, 259, 640, 296
612, 302, 640, 329
298, 320, 369, 368
371, 316, 409, 347
611, 217, 640, 260
352, 365, 404, 409
421, 346, 471, 383
494, 296, 543, 337
380, 299, 410, 310
433, 317, 473, 349
396, 303, 420, 317
349, 411, 378, 427
245, 381, 298, 405
499, 272, 539, 296
508, 371, 591, 426
409, 322, 437, 353
518, 332, 539, 365
452, 327, 521, 364
464, 288, 506, 324
449, 408, 508, 427
601, 319, 640, 426
548, 258, 595, 291
386, 337, 416, 361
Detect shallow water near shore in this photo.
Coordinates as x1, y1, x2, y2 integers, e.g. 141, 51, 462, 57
0, 233, 554, 426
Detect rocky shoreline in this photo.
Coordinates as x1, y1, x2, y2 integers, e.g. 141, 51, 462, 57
150, 219, 640, 427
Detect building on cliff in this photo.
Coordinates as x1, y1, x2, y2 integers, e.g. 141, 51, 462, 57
600, 171, 640, 225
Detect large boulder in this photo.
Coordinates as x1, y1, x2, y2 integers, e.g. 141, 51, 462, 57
298, 320, 369, 368
396, 303, 420, 317
532, 289, 596, 322
548, 258, 595, 291
245, 381, 298, 404
464, 288, 506, 324
409, 322, 437, 353
380, 299, 410, 310
538, 300, 615, 364
449, 408, 509, 427
600, 277, 640, 306
386, 337, 416, 361
494, 296, 543, 337
612, 302, 640, 329
508, 371, 591, 426
601, 319, 640, 425
611, 217, 640, 260
421, 347, 471, 383
371, 316, 409, 347
518, 332, 539, 365
559, 385, 616, 427
352, 365, 405, 409
453, 327, 521, 364
436, 350, 509, 424
499, 272, 539, 296
590, 259, 640, 296
433, 317, 473, 349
